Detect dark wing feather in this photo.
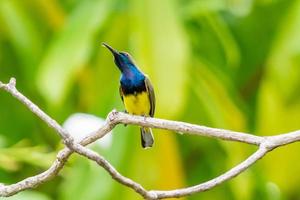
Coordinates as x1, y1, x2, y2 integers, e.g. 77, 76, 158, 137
119, 85, 124, 103
144, 76, 155, 117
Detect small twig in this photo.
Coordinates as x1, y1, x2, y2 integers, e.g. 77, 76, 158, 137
1, 77, 300, 199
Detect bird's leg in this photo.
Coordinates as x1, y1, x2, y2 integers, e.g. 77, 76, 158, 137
142, 114, 147, 122
123, 110, 128, 127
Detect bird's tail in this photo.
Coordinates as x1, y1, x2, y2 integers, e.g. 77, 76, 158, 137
140, 127, 154, 148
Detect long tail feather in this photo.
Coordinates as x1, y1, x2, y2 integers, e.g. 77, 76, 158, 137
140, 127, 154, 148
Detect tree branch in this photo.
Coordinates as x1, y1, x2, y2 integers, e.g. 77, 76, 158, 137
1, 77, 300, 199
152, 146, 269, 198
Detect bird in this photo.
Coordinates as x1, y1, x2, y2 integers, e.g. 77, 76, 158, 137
102, 42, 155, 148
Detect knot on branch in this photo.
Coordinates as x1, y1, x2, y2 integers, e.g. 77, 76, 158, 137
56, 150, 70, 162
260, 137, 279, 151
107, 109, 119, 125
8, 78, 16, 88
63, 137, 75, 148
146, 191, 159, 200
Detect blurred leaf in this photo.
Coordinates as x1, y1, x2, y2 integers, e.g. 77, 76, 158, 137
59, 158, 114, 200
205, 14, 240, 69
183, 0, 227, 16
131, 0, 189, 118
192, 61, 246, 130
265, 0, 300, 102
266, 182, 281, 200
257, 0, 300, 196
6, 191, 51, 200
227, 0, 254, 16
36, 0, 112, 105
0, 141, 55, 171
26, 0, 66, 30
0, 0, 43, 76
184, 0, 254, 17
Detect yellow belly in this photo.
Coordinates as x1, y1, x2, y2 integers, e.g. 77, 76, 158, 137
123, 91, 151, 116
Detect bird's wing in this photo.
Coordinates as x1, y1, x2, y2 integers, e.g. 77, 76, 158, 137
119, 85, 124, 103
144, 76, 155, 117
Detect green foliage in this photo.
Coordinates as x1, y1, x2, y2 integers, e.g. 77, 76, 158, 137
0, 0, 300, 199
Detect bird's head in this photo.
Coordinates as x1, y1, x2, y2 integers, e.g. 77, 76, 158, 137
102, 42, 136, 73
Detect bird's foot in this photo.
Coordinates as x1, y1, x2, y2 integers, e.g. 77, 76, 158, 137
124, 110, 128, 127
142, 115, 147, 122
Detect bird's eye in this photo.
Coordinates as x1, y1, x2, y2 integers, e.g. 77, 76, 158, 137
121, 52, 129, 57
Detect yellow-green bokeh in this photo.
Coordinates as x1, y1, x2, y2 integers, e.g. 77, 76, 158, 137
0, 0, 300, 199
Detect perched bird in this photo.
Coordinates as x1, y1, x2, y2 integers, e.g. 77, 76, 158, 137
102, 43, 155, 148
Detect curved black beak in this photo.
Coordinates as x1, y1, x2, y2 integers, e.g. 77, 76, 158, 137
102, 42, 119, 57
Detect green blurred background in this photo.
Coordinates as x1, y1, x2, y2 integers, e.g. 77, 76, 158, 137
1, 0, 300, 199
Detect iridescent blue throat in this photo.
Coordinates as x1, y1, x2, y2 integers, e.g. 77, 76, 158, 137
120, 65, 145, 94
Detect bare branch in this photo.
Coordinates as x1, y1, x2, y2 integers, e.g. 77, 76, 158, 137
1, 77, 300, 199
152, 146, 269, 198
109, 111, 265, 145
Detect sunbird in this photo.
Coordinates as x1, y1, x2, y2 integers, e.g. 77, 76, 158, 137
102, 43, 155, 148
